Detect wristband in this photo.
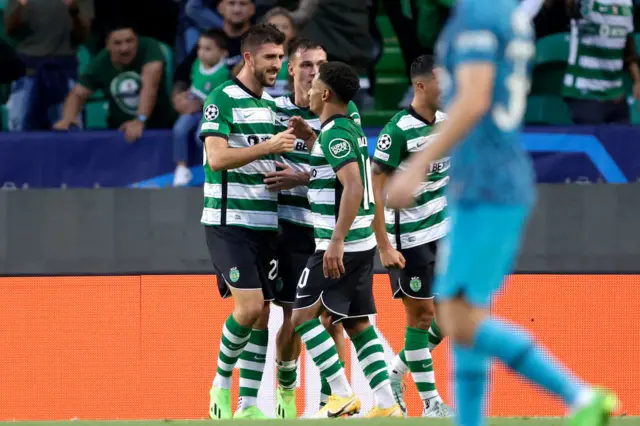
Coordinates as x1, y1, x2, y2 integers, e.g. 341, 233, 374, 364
137, 114, 147, 123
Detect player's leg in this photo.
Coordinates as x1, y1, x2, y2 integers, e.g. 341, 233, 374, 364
340, 249, 401, 418
291, 252, 359, 418
235, 302, 271, 419
318, 312, 347, 410
436, 204, 616, 426
205, 226, 267, 420
275, 303, 301, 419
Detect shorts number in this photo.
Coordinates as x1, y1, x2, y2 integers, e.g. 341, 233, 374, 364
492, 10, 534, 132
297, 267, 310, 288
361, 154, 375, 210
268, 259, 279, 281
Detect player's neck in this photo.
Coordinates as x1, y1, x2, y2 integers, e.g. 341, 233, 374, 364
319, 103, 348, 124
236, 68, 264, 98
293, 86, 310, 108
410, 100, 436, 123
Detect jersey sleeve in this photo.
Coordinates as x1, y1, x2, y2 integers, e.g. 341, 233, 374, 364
141, 37, 165, 64
371, 122, 404, 172
200, 89, 233, 140
452, 2, 500, 64
77, 51, 108, 91
320, 128, 359, 172
347, 101, 362, 126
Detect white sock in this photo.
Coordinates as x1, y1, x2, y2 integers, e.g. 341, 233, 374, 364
327, 369, 353, 398
373, 381, 396, 409
213, 374, 231, 390
238, 396, 257, 410
570, 388, 595, 413
389, 353, 409, 380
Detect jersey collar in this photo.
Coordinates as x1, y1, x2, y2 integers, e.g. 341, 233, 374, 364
289, 94, 310, 111
320, 114, 349, 129
406, 106, 436, 126
233, 77, 262, 99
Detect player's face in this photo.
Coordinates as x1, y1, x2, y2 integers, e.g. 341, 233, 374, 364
107, 29, 138, 66
290, 48, 327, 95
219, 0, 255, 25
197, 37, 226, 67
249, 43, 284, 87
308, 75, 327, 115
266, 14, 296, 45
414, 70, 441, 110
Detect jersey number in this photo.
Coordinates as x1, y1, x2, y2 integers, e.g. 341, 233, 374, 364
492, 11, 534, 132
268, 259, 279, 281
362, 155, 374, 210
297, 267, 310, 288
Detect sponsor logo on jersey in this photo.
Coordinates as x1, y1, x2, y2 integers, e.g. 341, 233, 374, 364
328, 138, 351, 159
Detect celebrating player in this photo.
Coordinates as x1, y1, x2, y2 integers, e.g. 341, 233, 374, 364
289, 61, 401, 419
199, 24, 297, 420
385, 2, 617, 426
371, 54, 452, 418
262, 38, 362, 419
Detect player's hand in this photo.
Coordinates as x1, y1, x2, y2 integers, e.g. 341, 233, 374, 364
385, 166, 423, 209
265, 128, 296, 154
288, 116, 314, 141
119, 119, 145, 143
323, 238, 345, 279
264, 161, 310, 191
379, 246, 406, 269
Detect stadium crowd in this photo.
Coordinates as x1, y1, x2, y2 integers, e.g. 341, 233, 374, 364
1, 0, 639, 185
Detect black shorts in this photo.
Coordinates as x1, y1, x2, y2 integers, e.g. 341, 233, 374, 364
389, 242, 437, 300
294, 248, 376, 322
276, 222, 315, 304
205, 225, 278, 300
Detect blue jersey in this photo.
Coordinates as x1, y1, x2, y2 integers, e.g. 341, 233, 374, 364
436, 0, 536, 205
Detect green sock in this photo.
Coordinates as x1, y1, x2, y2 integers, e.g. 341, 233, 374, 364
213, 315, 252, 390
351, 325, 395, 408
297, 318, 352, 398
405, 326, 438, 401
238, 328, 268, 409
428, 319, 444, 351
277, 360, 297, 390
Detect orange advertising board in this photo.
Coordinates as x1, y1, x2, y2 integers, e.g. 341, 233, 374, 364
0, 274, 637, 420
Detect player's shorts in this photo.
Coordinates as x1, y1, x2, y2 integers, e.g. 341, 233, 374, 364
205, 225, 278, 301
434, 203, 531, 307
294, 248, 376, 323
389, 242, 437, 300
275, 221, 316, 305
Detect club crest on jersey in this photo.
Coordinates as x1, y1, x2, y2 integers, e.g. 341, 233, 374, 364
409, 277, 422, 292
328, 138, 351, 159
229, 267, 240, 283
205, 104, 219, 121
377, 134, 392, 151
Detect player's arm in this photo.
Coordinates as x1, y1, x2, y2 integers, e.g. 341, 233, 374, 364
288, 116, 317, 151
334, 162, 364, 242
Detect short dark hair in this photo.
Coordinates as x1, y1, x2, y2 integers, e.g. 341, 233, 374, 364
105, 21, 136, 38
241, 23, 286, 54
410, 55, 436, 80
318, 61, 360, 104
287, 37, 325, 59
261, 7, 297, 32
202, 28, 228, 51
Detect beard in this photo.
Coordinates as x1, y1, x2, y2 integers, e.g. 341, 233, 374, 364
254, 66, 279, 88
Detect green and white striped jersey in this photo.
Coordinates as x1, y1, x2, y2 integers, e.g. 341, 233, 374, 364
563, 0, 634, 100
200, 78, 279, 231
372, 108, 449, 250
274, 95, 361, 228
309, 115, 376, 252
189, 58, 231, 101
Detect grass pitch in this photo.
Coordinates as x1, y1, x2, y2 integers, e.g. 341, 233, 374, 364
0, 418, 638, 426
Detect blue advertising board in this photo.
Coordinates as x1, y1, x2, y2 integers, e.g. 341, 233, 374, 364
0, 126, 637, 189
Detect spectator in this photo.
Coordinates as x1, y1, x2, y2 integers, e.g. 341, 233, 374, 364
261, 7, 297, 97
0, 38, 26, 85
53, 23, 176, 142
174, 0, 255, 87
563, 0, 639, 124
172, 30, 230, 187
4, 0, 93, 131
179, 0, 224, 61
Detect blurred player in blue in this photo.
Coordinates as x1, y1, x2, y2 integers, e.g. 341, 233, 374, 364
386, 1, 618, 426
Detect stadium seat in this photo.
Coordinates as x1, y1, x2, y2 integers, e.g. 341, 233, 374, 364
84, 96, 109, 130
534, 32, 570, 66
530, 33, 570, 97
362, 109, 396, 128
524, 95, 573, 125
159, 42, 174, 96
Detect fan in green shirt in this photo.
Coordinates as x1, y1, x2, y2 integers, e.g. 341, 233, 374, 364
172, 29, 231, 187
54, 24, 176, 142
